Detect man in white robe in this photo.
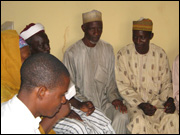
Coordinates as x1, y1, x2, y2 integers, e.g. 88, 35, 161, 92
63, 10, 129, 134
115, 18, 179, 134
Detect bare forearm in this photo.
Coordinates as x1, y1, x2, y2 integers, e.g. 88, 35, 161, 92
69, 97, 82, 109
40, 116, 58, 134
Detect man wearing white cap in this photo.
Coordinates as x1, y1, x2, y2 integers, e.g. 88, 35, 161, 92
20, 23, 50, 54
63, 10, 129, 134
20, 22, 115, 134
115, 18, 179, 133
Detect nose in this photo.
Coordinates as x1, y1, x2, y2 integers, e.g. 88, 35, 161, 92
137, 37, 141, 44
137, 37, 141, 45
44, 44, 50, 51
62, 95, 67, 104
94, 28, 100, 36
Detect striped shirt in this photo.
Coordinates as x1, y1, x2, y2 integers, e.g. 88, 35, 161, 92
53, 106, 115, 134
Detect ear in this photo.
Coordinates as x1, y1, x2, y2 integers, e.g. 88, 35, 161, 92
150, 32, 154, 40
37, 86, 48, 100
81, 24, 86, 32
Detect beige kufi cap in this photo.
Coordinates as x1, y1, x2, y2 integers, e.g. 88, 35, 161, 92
82, 10, 102, 24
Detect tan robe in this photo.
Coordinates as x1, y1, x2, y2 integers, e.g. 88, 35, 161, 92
172, 54, 179, 113
115, 43, 179, 134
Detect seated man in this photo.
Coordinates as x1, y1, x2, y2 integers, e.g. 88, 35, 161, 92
1, 53, 71, 134
20, 23, 115, 134
172, 54, 179, 114
115, 18, 179, 134
63, 10, 129, 134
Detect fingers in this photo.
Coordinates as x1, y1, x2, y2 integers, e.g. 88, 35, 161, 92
165, 103, 176, 113
118, 105, 127, 113
86, 105, 95, 116
112, 100, 128, 113
144, 106, 157, 116
115, 106, 119, 110
81, 101, 95, 116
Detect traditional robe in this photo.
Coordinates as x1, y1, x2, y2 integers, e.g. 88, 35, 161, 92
63, 39, 129, 134
172, 54, 179, 113
115, 43, 179, 134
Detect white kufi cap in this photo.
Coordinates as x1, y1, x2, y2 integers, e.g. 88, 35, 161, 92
20, 23, 44, 40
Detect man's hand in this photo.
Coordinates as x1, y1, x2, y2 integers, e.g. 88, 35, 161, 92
66, 110, 83, 121
80, 101, 95, 116
112, 99, 127, 113
164, 97, 176, 114
138, 103, 156, 116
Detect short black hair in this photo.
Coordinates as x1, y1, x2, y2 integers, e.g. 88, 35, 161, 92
20, 53, 69, 92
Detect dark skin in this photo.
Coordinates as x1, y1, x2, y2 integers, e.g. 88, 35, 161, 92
70, 97, 95, 116
27, 30, 90, 122
112, 99, 127, 114
26, 32, 50, 54
81, 21, 103, 47
133, 30, 153, 54
18, 76, 70, 134
20, 45, 31, 64
81, 21, 127, 113
138, 103, 157, 116
40, 100, 71, 133
65, 97, 96, 122
134, 30, 176, 116
21, 30, 87, 131
163, 97, 176, 113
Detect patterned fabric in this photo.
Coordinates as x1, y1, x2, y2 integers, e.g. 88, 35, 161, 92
53, 106, 115, 134
115, 43, 179, 134
133, 18, 153, 32
19, 36, 28, 48
172, 54, 179, 113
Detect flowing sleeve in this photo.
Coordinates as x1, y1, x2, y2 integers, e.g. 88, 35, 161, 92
106, 47, 121, 103
63, 50, 88, 102
158, 51, 173, 102
115, 50, 143, 107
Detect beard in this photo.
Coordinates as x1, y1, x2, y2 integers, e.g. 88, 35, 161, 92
89, 40, 98, 44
